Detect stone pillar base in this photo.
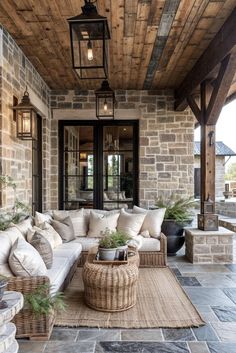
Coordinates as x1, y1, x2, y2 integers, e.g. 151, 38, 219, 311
185, 227, 234, 264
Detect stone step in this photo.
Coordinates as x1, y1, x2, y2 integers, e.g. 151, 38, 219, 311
0, 323, 16, 353
4, 340, 18, 353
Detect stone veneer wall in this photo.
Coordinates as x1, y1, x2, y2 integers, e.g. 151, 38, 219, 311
0, 27, 51, 211
50, 89, 195, 209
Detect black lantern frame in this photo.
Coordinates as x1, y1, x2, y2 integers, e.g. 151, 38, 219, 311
13, 88, 37, 140
67, 0, 110, 80
95, 80, 115, 119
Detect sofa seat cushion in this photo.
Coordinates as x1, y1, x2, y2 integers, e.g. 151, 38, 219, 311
71, 237, 99, 252
0, 263, 14, 277
53, 242, 82, 268
46, 257, 71, 296
139, 238, 160, 252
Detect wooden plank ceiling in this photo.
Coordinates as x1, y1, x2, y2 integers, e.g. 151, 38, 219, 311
0, 0, 236, 99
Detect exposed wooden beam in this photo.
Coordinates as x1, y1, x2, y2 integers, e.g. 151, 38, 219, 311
206, 51, 236, 124
143, 0, 180, 89
225, 91, 236, 105
175, 7, 236, 111
186, 95, 201, 124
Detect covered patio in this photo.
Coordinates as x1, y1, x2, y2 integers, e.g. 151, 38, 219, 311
0, 1, 236, 353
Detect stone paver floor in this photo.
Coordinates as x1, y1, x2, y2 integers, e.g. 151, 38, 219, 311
17, 235, 236, 353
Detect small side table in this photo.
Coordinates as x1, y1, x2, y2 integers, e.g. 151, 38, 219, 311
0, 291, 24, 353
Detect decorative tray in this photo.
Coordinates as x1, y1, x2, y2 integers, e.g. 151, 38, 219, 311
93, 250, 136, 265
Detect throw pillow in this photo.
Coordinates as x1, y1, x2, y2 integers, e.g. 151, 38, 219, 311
51, 216, 75, 242
133, 205, 166, 238
9, 238, 47, 277
30, 232, 53, 269
10, 217, 33, 237
35, 211, 53, 227
27, 222, 62, 248
53, 209, 87, 237
87, 210, 120, 237
117, 209, 146, 237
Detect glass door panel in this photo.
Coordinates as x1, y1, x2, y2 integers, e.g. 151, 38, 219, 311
62, 126, 94, 209
103, 126, 134, 210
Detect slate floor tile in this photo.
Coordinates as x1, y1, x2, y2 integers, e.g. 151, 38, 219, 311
225, 264, 236, 273
95, 341, 190, 353
177, 277, 201, 287
77, 329, 121, 342
50, 327, 79, 341
207, 342, 236, 353
162, 328, 195, 341
211, 322, 236, 341
212, 306, 236, 322
193, 323, 219, 341
227, 274, 236, 283
223, 288, 236, 304
121, 329, 163, 341
188, 341, 211, 353
196, 274, 236, 288
44, 341, 95, 353
18, 341, 46, 353
178, 265, 231, 274
170, 268, 182, 277
184, 288, 234, 306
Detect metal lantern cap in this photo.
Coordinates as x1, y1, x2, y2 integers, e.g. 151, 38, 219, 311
95, 80, 114, 96
13, 88, 38, 112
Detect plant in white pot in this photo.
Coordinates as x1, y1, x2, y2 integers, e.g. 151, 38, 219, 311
108, 230, 131, 260
98, 233, 118, 261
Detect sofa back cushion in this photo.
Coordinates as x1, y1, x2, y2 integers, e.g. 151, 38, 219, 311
0, 227, 25, 265
51, 217, 75, 243
35, 211, 53, 227
133, 206, 166, 238
9, 217, 33, 237
53, 209, 87, 237
9, 238, 47, 276
117, 209, 145, 237
30, 232, 53, 269
87, 210, 120, 237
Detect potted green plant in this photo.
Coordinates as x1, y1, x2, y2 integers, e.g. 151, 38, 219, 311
98, 233, 118, 261
155, 194, 196, 255
107, 230, 131, 260
24, 284, 66, 317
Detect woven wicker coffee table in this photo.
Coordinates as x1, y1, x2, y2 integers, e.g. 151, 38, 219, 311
82, 247, 139, 312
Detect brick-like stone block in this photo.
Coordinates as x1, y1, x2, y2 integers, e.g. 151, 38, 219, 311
211, 245, 224, 254
206, 236, 218, 244
193, 235, 206, 244
194, 245, 210, 254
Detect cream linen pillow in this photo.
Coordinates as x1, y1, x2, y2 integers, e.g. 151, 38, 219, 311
87, 210, 120, 237
9, 238, 47, 277
117, 209, 146, 237
10, 217, 33, 237
27, 222, 62, 248
53, 209, 87, 237
35, 211, 53, 227
133, 205, 166, 238
30, 232, 53, 269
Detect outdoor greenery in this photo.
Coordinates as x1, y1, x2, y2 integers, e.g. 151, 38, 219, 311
155, 194, 196, 224
99, 229, 131, 248
0, 175, 30, 230
24, 284, 66, 317
225, 162, 236, 181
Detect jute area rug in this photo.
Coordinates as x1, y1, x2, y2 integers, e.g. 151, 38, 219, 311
55, 267, 205, 329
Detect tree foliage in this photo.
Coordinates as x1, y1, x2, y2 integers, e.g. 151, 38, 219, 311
225, 162, 236, 181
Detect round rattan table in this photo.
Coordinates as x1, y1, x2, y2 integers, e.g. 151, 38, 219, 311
82, 247, 139, 312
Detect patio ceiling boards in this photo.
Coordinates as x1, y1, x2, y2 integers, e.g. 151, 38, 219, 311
0, 0, 235, 103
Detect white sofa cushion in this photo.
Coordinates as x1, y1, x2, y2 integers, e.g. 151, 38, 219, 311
87, 210, 119, 237
46, 257, 71, 295
71, 237, 99, 251
133, 206, 166, 238
53, 242, 82, 267
117, 209, 145, 237
0, 263, 14, 277
53, 209, 87, 237
9, 238, 47, 277
139, 237, 160, 252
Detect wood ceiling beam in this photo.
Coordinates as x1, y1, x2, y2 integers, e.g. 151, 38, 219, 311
143, 0, 181, 89
175, 7, 236, 111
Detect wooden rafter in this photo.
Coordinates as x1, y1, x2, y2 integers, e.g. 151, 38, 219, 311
175, 7, 236, 111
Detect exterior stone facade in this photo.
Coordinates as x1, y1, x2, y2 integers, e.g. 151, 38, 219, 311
0, 27, 51, 211
185, 227, 234, 264
50, 89, 195, 209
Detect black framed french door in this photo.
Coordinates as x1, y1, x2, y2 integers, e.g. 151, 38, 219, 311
59, 120, 139, 210
32, 114, 42, 214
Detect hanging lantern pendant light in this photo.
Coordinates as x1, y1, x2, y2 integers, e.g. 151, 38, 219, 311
95, 80, 115, 119
67, 0, 110, 79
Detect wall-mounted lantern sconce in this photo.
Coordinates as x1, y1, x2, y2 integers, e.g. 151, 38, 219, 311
95, 80, 115, 119
13, 88, 37, 140
67, 0, 110, 79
